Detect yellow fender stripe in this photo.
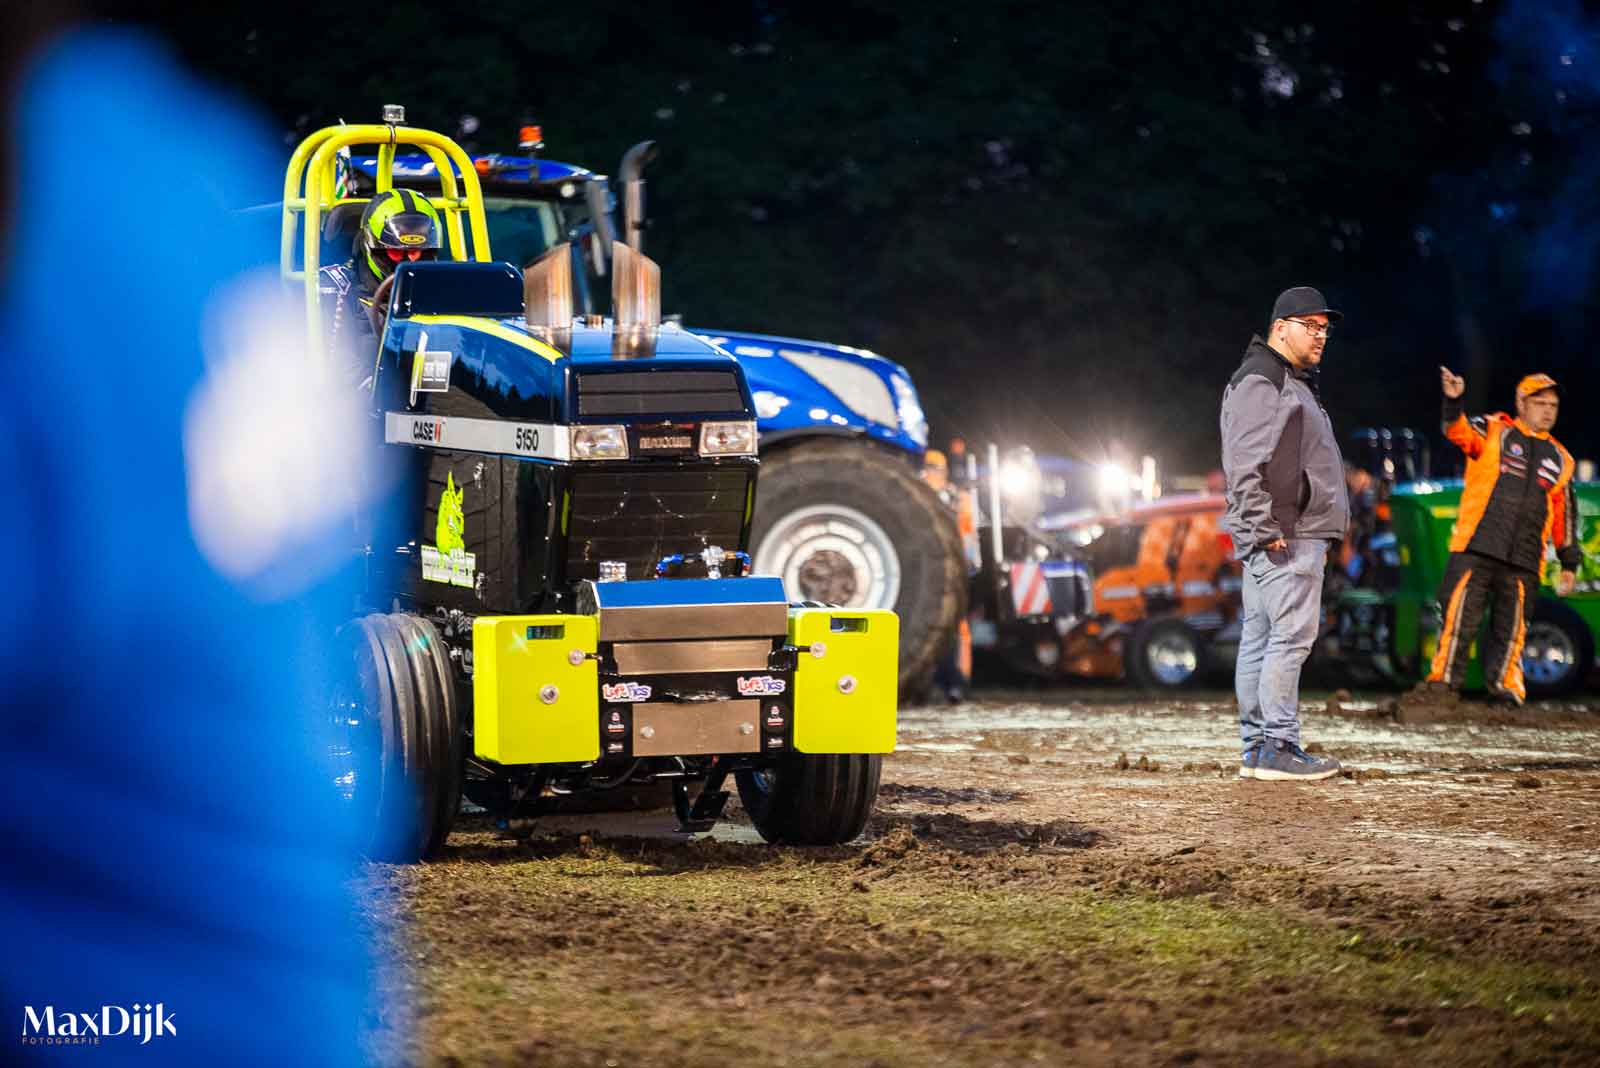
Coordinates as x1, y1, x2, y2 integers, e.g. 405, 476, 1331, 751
407, 314, 565, 363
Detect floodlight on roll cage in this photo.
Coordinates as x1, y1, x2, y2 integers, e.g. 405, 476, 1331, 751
280, 108, 494, 361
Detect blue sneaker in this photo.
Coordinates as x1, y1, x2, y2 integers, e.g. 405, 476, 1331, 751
1238, 740, 1264, 779
1254, 739, 1342, 782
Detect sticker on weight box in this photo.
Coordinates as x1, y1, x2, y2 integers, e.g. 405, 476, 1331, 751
737, 675, 787, 696
602, 682, 653, 703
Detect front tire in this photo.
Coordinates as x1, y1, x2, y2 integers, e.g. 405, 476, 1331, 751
1124, 617, 1204, 689
751, 440, 964, 698
1522, 599, 1594, 699
735, 754, 882, 845
391, 614, 463, 857
333, 613, 461, 862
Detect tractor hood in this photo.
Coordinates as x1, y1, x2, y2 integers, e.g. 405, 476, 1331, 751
379, 313, 756, 434
375, 261, 756, 434
690, 329, 928, 456
368, 261, 760, 610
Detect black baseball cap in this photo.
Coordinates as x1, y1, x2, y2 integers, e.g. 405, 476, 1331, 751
1270, 286, 1343, 326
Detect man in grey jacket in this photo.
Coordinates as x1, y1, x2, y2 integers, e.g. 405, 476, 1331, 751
1220, 287, 1351, 781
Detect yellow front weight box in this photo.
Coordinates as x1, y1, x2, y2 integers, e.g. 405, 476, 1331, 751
472, 614, 598, 764
788, 607, 898, 754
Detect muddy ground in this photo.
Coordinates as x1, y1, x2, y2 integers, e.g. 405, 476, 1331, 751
364, 688, 1600, 1067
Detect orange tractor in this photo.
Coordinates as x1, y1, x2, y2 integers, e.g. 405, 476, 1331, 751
1054, 494, 1240, 686
967, 490, 1241, 688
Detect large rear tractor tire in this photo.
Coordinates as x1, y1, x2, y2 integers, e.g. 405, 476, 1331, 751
751, 440, 964, 699
734, 754, 882, 845
331, 613, 462, 862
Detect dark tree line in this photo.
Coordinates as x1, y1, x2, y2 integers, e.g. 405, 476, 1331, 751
108, 0, 1600, 470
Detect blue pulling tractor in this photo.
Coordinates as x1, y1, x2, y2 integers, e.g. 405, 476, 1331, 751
335, 127, 964, 698
287, 115, 898, 859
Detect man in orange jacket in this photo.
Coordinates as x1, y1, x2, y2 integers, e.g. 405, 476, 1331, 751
1426, 369, 1581, 704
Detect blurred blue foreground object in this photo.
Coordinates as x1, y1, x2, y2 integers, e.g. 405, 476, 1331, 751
1, 30, 381, 1066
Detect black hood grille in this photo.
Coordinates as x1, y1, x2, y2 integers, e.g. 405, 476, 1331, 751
575, 370, 744, 417
565, 466, 751, 580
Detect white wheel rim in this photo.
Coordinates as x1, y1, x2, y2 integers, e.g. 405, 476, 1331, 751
1146, 631, 1199, 686
754, 503, 902, 609
1522, 621, 1577, 686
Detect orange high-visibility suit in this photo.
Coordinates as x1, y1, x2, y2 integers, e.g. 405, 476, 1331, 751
1427, 392, 1580, 701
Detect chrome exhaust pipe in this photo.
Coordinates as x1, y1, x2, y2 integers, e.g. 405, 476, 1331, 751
619, 140, 658, 255
523, 242, 574, 354
611, 241, 660, 360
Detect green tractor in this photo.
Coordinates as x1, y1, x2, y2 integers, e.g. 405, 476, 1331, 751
1335, 479, 1600, 697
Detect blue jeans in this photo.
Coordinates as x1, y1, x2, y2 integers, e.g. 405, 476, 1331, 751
1236, 538, 1328, 750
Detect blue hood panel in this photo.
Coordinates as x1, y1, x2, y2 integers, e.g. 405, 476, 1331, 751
690, 329, 927, 458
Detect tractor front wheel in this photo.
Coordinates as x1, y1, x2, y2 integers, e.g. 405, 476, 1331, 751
1124, 617, 1204, 689
331, 613, 461, 862
735, 754, 882, 845
1522, 599, 1595, 699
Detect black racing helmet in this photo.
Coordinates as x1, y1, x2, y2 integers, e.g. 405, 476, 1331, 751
355, 188, 443, 291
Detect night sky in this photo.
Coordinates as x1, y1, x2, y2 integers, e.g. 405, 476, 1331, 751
107, 0, 1600, 475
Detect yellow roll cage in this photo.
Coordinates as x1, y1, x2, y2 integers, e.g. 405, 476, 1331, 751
281, 122, 492, 355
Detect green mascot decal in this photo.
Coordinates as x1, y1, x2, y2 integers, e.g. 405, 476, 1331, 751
437, 472, 465, 555
423, 471, 475, 588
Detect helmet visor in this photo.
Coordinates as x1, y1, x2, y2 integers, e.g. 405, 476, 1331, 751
383, 247, 437, 264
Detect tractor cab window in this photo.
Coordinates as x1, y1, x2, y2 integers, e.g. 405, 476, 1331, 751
477, 194, 606, 314
466, 197, 563, 267
1081, 523, 1143, 574
316, 196, 564, 273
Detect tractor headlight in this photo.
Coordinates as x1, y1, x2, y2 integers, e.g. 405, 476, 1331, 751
1000, 448, 1044, 524
571, 425, 629, 460
1097, 462, 1134, 498
699, 420, 757, 457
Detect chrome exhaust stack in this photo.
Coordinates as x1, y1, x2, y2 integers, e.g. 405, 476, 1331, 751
619, 140, 658, 256
611, 241, 660, 360
523, 242, 574, 353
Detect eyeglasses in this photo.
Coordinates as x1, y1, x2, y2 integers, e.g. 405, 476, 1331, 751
1285, 318, 1333, 338
383, 247, 434, 263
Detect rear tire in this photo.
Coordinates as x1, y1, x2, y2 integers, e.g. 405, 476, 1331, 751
1522, 599, 1594, 699
1124, 617, 1204, 689
751, 440, 964, 698
735, 753, 882, 845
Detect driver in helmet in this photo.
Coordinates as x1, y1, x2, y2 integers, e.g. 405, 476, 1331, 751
318, 188, 442, 381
